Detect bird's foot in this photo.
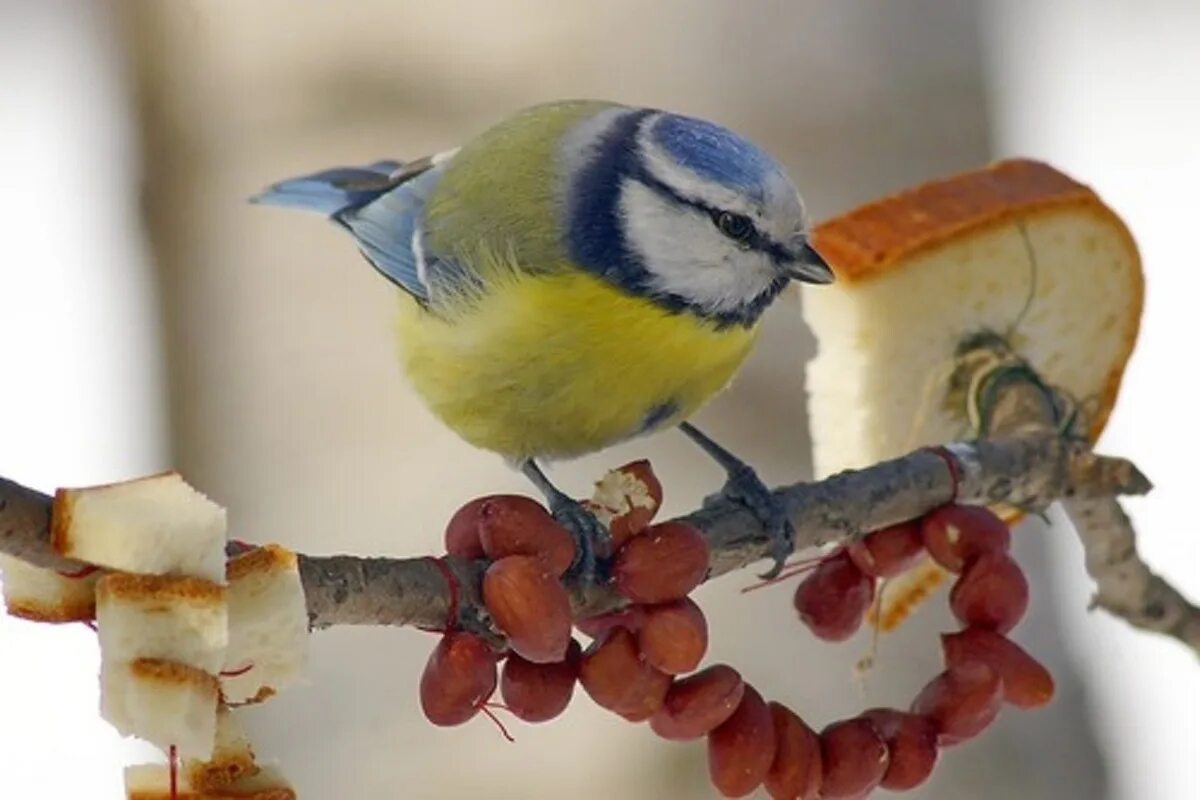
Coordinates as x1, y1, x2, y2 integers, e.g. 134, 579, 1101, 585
548, 495, 611, 583
721, 464, 794, 580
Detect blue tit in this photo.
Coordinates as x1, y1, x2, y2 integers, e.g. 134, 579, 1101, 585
253, 100, 833, 577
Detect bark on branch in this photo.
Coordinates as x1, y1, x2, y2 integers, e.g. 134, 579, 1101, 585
1063, 497, 1200, 654
1, 344, 1194, 658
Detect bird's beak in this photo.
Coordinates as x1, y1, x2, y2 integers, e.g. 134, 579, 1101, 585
781, 240, 835, 284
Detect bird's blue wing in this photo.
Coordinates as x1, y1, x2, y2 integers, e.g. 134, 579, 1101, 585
251, 160, 403, 215
255, 151, 475, 305
337, 164, 449, 303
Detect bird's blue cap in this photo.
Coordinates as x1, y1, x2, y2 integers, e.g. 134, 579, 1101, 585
650, 114, 785, 201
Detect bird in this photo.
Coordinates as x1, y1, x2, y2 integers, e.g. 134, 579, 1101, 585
252, 99, 834, 579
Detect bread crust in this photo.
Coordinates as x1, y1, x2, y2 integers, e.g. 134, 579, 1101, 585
49, 486, 76, 557
186, 706, 258, 791
99, 573, 225, 604
811, 158, 1143, 440
187, 753, 257, 792
128, 779, 295, 800
5, 597, 96, 623
130, 657, 221, 696
127, 789, 295, 800
226, 545, 297, 582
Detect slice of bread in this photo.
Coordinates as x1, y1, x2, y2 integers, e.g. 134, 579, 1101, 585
102, 658, 220, 759
52, 472, 227, 583
221, 546, 308, 705
125, 764, 295, 800
97, 573, 228, 673
186, 705, 259, 791
802, 159, 1142, 478
0, 554, 101, 622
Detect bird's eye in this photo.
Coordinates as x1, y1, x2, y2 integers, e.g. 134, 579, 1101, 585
713, 211, 755, 244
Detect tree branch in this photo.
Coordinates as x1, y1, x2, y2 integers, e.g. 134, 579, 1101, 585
2, 344, 1194, 657
1063, 496, 1200, 655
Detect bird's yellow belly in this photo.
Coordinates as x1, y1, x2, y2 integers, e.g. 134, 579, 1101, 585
395, 272, 759, 460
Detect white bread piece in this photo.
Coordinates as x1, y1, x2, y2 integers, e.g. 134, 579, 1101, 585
590, 463, 658, 519
97, 573, 228, 673
0, 553, 100, 622
802, 159, 1142, 478
102, 658, 220, 759
125, 764, 295, 800
52, 472, 227, 583
186, 705, 259, 791
221, 546, 308, 705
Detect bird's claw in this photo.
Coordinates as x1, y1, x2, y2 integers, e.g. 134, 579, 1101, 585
722, 465, 794, 580
549, 496, 611, 582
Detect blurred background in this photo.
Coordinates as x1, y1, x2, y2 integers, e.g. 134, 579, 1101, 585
1, 1, 1197, 797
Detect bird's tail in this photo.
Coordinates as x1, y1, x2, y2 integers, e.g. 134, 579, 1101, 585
249, 160, 402, 217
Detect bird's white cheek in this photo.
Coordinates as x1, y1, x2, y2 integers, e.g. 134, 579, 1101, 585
619, 181, 775, 313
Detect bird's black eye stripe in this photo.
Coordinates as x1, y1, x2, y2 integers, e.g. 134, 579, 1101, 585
712, 210, 756, 244
633, 166, 791, 261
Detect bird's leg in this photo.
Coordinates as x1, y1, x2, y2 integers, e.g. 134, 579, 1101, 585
520, 459, 610, 580
678, 421, 793, 579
